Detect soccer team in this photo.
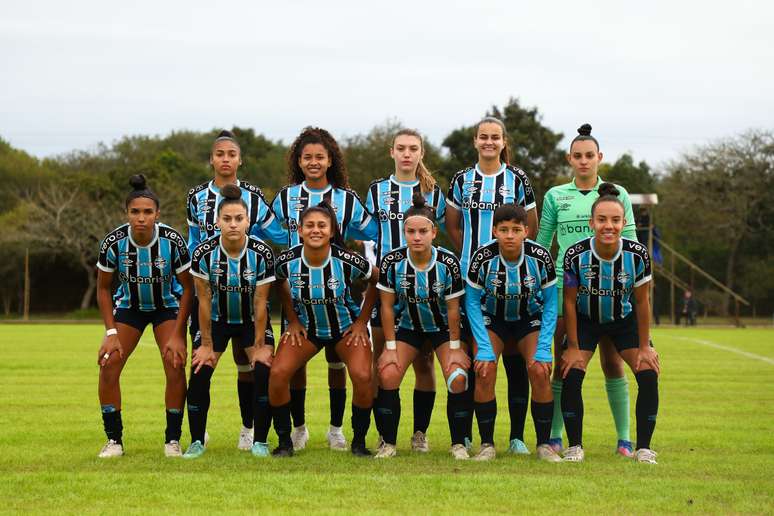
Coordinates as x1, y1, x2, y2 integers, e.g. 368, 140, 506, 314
95, 120, 660, 464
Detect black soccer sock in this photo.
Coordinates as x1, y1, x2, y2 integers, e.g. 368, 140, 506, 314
447, 392, 470, 446
377, 388, 400, 445
463, 367, 475, 441
253, 364, 272, 443
272, 402, 293, 448
187, 365, 215, 444
351, 403, 372, 448
561, 368, 586, 448
101, 405, 123, 444
289, 388, 306, 427
475, 399, 497, 446
237, 379, 254, 429
165, 408, 183, 443
413, 389, 436, 434
503, 354, 529, 441
531, 400, 554, 446
373, 392, 385, 437
329, 388, 347, 428
634, 370, 659, 450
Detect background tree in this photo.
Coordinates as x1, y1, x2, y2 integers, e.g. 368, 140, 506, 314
599, 153, 657, 193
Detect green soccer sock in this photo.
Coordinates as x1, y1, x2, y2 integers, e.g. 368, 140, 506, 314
550, 379, 564, 440
605, 376, 630, 442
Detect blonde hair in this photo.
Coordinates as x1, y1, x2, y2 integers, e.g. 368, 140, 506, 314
392, 129, 436, 194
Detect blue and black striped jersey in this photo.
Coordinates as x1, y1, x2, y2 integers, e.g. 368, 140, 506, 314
467, 239, 556, 322
97, 223, 190, 311
377, 246, 463, 333
190, 235, 275, 325
447, 163, 536, 273
275, 244, 371, 340
186, 179, 285, 253
271, 183, 377, 248
365, 176, 446, 259
563, 237, 652, 323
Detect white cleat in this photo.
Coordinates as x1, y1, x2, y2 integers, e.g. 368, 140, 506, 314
450, 443, 470, 460
473, 444, 496, 461
410, 431, 430, 453
164, 440, 182, 457
536, 444, 562, 463
237, 425, 254, 451
98, 439, 124, 458
374, 443, 397, 459
634, 448, 658, 464
563, 445, 585, 462
375, 435, 385, 452
291, 424, 309, 451
326, 426, 348, 451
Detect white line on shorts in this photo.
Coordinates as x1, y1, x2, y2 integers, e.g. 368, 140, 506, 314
670, 336, 774, 366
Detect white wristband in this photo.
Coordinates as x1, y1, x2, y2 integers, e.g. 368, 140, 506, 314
449, 339, 461, 350
385, 340, 397, 350
106, 328, 118, 336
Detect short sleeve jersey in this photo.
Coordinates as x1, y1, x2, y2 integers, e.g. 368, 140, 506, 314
563, 237, 651, 323
275, 244, 371, 340
377, 246, 463, 333
97, 223, 190, 311
365, 176, 446, 259
190, 235, 275, 325
447, 163, 536, 273
467, 239, 556, 322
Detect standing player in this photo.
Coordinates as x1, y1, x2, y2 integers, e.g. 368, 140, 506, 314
560, 183, 660, 464
374, 195, 470, 459
465, 204, 561, 462
365, 129, 446, 452
183, 185, 276, 459
271, 127, 377, 451
269, 202, 378, 457
96, 175, 193, 457
186, 130, 285, 451
446, 117, 538, 453
537, 124, 638, 456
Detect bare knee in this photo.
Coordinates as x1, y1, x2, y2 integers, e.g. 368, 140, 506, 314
378, 365, 403, 390
349, 366, 372, 390
449, 375, 467, 394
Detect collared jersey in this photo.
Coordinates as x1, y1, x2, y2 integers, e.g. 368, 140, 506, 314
467, 239, 556, 322
271, 182, 377, 248
377, 246, 463, 333
447, 163, 536, 273
536, 177, 637, 287
97, 223, 190, 311
563, 237, 651, 323
275, 244, 371, 340
190, 235, 275, 325
365, 175, 446, 259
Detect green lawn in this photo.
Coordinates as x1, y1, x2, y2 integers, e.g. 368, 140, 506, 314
1, 325, 773, 514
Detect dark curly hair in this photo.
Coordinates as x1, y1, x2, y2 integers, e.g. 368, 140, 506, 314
287, 127, 349, 188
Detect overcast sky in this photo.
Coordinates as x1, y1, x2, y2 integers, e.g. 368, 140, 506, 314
2, 1, 772, 169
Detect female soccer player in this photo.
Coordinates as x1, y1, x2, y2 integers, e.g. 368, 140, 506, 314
271, 127, 377, 451
537, 124, 638, 456
560, 183, 659, 464
374, 195, 469, 459
96, 174, 193, 458
465, 204, 561, 462
269, 202, 378, 457
365, 129, 446, 452
183, 184, 276, 459
446, 117, 538, 453
186, 130, 285, 451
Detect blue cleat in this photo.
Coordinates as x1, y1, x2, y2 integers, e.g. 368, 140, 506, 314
548, 437, 564, 453
464, 437, 473, 452
616, 439, 634, 458
182, 440, 206, 459
507, 438, 530, 455
251, 442, 270, 457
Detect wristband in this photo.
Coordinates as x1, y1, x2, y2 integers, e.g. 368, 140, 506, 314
449, 339, 461, 350
385, 340, 397, 350
106, 328, 118, 336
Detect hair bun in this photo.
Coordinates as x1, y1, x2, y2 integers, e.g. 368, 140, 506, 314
217, 129, 235, 139
220, 183, 242, 200
577, 124, 592, 136
411, 193, 427, 209
598, 182, 620, 197
129, 174, 147, 191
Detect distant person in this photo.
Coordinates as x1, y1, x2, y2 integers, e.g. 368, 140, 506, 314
678, 290, 698, 326
96, 175, 193, 458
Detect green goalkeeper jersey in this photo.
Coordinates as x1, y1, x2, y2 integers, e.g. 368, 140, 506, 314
536, 177, 637, 288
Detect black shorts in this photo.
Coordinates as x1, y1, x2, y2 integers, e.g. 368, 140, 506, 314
369, 299, 382, 328
196, 318, 276, 353
308, 333, 341, 351
396, 327, 449, 351
485, 313, 542, 345
114, 307, 178, 332
576, 312, 640, 352
189, 297, 200, 338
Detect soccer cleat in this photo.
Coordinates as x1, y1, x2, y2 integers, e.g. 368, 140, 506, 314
204, 431, 210, 446
272, 442, 294, 458
536, 444, 562, 463
473, 444, 496, 461
410, 431, 429, 453
562, 445, 585, 462
634, 448, 658, 464
375, 434, 385, 452
507, 438, 530, 455
616, 439, 634, 458
326, 426, 348, 451
450, 444, 470, 460
291, 424, 309, 451
251, 442, 270, 457
548, 437, 564, 453
237, 425, 254, 451
182, 440, 206, 459
98, 439, 124, 458
351, 443, 373, 457
374, 443, 397, 459
164, 440, 182, 457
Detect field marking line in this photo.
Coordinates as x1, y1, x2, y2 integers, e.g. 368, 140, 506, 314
670, 335, 774, 366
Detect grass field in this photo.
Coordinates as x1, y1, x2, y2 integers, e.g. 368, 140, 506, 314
1, 325, 773, 514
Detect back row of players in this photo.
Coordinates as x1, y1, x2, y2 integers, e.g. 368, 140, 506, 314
95, 120, 660, 463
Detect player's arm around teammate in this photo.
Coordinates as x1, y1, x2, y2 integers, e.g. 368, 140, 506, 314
96, 175, 193, 458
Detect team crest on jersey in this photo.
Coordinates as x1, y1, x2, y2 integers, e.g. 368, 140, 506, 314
498, 185, 512, 197
326, 277, 340, 291
522, 275, 536, 288
617, 271, 631, 284
431, 281, 445, 294
242, 268, 256, 281
154, 257, 167, 270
